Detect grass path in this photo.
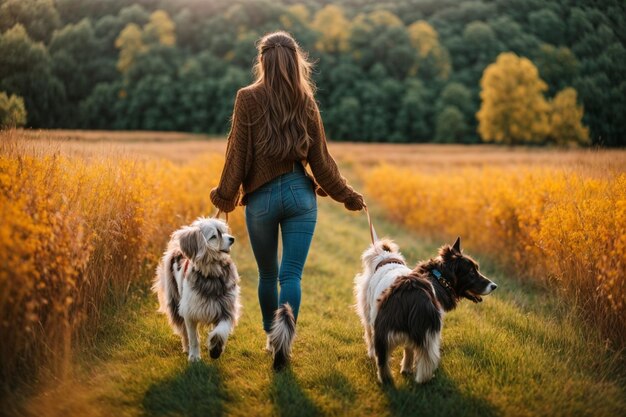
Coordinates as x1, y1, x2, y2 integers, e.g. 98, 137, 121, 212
24, 197, 625, 417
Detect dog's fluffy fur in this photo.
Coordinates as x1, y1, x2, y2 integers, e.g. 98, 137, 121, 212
355, 237, 497, 385
153, 217, 241, 362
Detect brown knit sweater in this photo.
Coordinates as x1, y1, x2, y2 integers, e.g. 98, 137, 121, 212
210, 85, 364, 212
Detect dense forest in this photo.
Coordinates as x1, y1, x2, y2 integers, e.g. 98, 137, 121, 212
0, 0, 624, 145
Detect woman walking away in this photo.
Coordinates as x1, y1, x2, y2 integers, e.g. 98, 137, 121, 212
210, 31, 364, 370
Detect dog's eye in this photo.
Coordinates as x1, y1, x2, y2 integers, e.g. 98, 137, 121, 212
209, 235, 217, 240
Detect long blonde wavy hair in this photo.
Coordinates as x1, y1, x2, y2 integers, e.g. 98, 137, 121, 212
251, 31, 317, 159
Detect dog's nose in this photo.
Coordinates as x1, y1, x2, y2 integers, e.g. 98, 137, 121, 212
489, 283, 498, 291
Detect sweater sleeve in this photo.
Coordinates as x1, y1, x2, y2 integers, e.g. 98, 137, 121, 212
307, 107, 364, 210
210, 89, 249, 212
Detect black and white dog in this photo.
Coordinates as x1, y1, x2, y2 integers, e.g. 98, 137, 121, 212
355, 237, 497, 384
153, 217, 241, 362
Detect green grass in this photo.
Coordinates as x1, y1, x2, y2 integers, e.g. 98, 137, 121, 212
19, 197, 626, 417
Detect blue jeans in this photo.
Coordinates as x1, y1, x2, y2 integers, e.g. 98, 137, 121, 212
245, 162, 317, 333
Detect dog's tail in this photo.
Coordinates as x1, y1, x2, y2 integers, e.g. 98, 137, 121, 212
269, 303, 296, 371
153, 250, 185, 331
152, 258, 169, 313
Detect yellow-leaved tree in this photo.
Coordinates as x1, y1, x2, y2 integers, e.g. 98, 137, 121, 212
280, 4, 310, 29
548, 87, 590, 146
115, 10, 176, 74
0, 92, 27, 128
115, 23, 144, 74
311, 5, 350, 53
477, 52, 550, 144
407, 20, 450, 79
144, 10, 176, 46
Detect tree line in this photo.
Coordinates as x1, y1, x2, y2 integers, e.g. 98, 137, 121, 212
0, 0, 624, 146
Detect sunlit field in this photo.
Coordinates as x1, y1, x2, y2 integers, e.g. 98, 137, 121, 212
339, 142, 626, 345
1, 130, 625, 417
359, 151, 626, 345
0, 130, 244, 398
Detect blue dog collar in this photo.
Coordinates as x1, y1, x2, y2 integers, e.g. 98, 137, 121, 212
432, 268, 456, 297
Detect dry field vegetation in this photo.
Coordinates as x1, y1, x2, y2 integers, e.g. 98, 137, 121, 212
355, 147, 626, 343
0, 130, 243, 393
1, 129, 625, 417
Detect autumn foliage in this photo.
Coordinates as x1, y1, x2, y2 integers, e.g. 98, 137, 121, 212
311, 4, 350, 53
477, 52, 551, 144
115, 10, 175, 74
477, 52, 589, 146
0, 91, 27, 128
549, 87, 590, 146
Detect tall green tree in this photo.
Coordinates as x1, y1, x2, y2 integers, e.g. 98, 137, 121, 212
394, 79, 432, 142
0, 24, 64, 127
0, 0, 60, 43
435, 106, 467, 143
529, 9, 564, 46
534, 44, 579, 96
436, 82, 475, 142
50, 19, 114, 127
349, 10, 414, 79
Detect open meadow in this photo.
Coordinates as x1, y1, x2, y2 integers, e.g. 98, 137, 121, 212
1, 129, 625, 417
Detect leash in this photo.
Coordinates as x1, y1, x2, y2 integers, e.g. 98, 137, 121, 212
363, 203, 378, 245
215, 203, 374, 244
214, 209, 229, 223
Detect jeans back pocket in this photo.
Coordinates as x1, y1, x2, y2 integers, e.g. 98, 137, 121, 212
290, 183, 316, 212
247, 188, 271, 216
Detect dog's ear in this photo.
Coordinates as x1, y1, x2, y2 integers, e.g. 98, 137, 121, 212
452, 237, 461, 253
439, 245, 454, 260
176, 226, 206, 260
378, 238, 398, 253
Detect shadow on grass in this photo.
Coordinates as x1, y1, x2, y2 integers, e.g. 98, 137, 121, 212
143, 361, 227, 417
271, 368, 322, 417
382, 368, 499, 417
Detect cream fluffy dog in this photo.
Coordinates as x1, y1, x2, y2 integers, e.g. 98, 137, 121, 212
153, 217, 241, 361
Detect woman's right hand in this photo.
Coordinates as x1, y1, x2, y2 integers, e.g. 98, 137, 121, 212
344, 193, 365, 211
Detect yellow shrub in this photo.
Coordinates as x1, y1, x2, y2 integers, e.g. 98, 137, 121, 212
365, 165, 626, 345
0, 145, 244, 387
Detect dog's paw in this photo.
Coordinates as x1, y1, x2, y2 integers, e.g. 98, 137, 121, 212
401, 367, 414, 376
377, 373, 394, 386
415, 372, 435, 384
188, 352, 201, 362
367, 348, 376, 359
272, 349, 289, 371
209, 335, 224, 359
377, 368, 394, 386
